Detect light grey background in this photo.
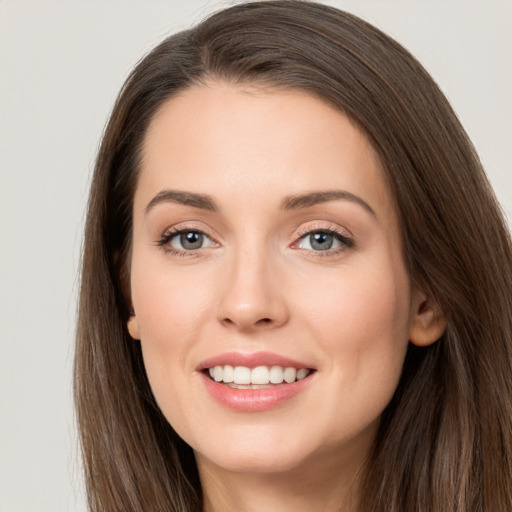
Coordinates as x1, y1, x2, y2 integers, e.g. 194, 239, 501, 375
1, 1, 510, 510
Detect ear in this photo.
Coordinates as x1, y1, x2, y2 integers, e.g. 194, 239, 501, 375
114, 250, 137, 333
409, 289, 446, 347
127, 314, 141, 340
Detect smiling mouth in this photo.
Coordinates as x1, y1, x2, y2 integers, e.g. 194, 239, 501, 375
205, 365, 314, 388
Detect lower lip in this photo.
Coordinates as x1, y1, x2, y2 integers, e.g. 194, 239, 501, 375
200, 372, 314, 412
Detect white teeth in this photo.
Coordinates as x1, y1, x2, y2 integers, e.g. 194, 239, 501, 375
284, 367, 297, 383
296, 368, 309, 380
233, 366, 251, 384
269, 365, 284, 384
223, 364, 234, 383
251, 366, 270, 385
226, 383, 273, 390
207, 365, 312, 385
213, 365, 223, 382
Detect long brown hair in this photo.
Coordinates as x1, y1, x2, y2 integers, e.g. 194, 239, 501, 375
75, 1, 512, 510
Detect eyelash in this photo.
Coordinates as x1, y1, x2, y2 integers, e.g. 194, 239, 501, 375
156, 225, 214, 257
156, 224, 354, 257
294, 225, 354, 257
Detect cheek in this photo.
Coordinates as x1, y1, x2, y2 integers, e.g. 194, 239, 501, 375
286, 259, 412, 446
131, 259, 213, 341
296, 257, 411, 394
129, 257, 215, 405
302, 260, 409, 337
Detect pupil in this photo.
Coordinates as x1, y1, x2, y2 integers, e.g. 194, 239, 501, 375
310, 232, 333, 250
181, 231, 203, 250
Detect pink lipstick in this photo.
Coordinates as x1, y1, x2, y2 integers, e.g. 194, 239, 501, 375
197, 351, 316, 412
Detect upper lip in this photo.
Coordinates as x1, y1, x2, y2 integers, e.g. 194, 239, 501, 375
197, 351, 314, 371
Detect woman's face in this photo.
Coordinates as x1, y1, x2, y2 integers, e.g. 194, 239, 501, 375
127, 83, 429, 476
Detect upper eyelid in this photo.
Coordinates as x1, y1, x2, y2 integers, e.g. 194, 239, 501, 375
161, 223, 216, 238
297, 226, 346, 237
295, 221, 353, 239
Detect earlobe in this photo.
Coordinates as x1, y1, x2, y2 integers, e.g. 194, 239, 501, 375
127, 315, 141, 340
409, 291, 446, 347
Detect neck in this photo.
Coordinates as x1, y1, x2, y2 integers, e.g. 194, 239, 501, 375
197, 449, 366, 512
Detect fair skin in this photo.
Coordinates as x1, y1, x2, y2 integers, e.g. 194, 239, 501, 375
126, 82, 445, 512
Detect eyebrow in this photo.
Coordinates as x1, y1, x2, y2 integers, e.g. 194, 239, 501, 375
281, 190, 376, 217
145, 188, 376, 218
145, 189, 219, 213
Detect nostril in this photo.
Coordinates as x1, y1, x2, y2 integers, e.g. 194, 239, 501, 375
220, 316, 273, 331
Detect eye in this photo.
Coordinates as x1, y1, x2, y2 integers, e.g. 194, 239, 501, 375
296, 229, 353, 252
172, 231, 207, 250
158, 228, 216, 253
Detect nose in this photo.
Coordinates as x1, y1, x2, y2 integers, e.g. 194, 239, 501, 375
216, 246, 290, 332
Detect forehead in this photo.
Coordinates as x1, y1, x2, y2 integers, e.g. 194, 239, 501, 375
137, 83, 396, 222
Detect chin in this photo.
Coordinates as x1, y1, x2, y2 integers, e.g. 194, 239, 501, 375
191, 428, 314, 475
197, 450, 309, 475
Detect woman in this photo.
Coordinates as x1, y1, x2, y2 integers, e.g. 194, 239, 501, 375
74, 1, 512, 510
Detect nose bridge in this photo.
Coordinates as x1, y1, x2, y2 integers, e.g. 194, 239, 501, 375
217, 236, 288, 331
